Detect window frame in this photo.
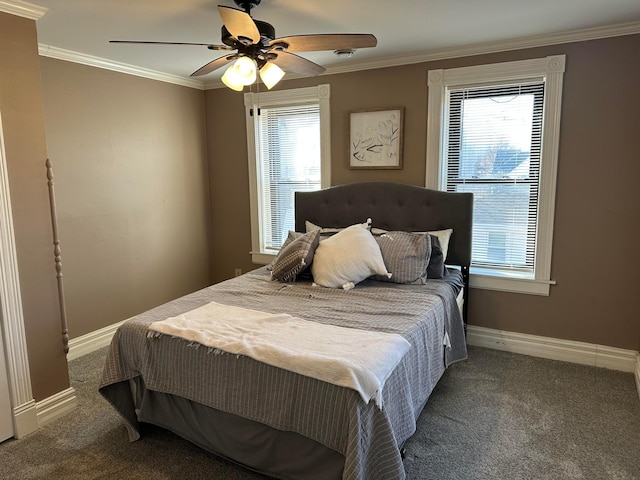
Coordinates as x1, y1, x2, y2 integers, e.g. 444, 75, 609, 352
245, 84, 331, 265
426, 55, 565, 295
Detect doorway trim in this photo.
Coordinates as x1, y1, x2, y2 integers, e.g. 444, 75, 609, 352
0, 111, 37, 438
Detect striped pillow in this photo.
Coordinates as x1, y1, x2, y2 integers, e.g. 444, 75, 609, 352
373, 231, 432, 284
271, 229, 320, 282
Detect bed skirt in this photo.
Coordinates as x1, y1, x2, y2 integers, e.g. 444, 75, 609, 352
130, 376, 345, 479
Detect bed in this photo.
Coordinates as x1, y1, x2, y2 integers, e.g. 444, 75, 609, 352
99, 181, 473, 480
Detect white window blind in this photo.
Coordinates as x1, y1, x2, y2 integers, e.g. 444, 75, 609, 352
445, 82, 544, 273
255, 103, 321, 252
246, 85, 330, 265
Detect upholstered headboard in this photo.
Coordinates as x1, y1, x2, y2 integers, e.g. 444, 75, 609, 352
295, 182, 473, 268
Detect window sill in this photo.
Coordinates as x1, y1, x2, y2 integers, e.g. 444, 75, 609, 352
251, 251, 276, 265
469, 268, 555, 296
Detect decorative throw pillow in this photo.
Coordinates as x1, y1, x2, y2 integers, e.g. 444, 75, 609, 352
426, 235, 445, 279
372, 227, 453, 262
278, 230, 304, 253
427, 228, 453, 262
268, 231, 303, 271
271, 229, 320, 282
373, 231, 432, 284
311, 222, 390, 289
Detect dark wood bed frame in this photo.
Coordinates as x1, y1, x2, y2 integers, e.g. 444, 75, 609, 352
296, 181, 473, 324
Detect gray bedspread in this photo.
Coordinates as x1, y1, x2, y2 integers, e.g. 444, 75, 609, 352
99, 267, 467, 480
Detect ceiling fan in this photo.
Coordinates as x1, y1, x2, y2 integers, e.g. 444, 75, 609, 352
110, 0, 377, 90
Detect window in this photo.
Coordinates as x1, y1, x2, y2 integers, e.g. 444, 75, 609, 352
426, 56, 565, 295
447, 82, 544, 272
245, 85, 331, 264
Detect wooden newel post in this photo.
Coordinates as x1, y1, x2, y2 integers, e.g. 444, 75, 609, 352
46, 158, 69, 355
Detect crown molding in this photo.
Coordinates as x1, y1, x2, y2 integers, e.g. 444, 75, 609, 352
38, 44, 205, 90
323, 21, 640, 77
0, 0, 46, 20
32, 18, 640, 91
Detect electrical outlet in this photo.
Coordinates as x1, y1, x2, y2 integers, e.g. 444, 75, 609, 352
234, 268, 242, 277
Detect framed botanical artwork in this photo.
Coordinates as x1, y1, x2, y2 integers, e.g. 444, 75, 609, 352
349, 107, 404, 169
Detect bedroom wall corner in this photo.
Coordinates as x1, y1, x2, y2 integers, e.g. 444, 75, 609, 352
39, 57, 213, 340
204, 88, 255, 284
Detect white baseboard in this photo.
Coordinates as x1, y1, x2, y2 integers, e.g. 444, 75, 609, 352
467, 325, 638, 373
12, 399, 38, 439
67, 320, 125, 361
35, 387, 77, 428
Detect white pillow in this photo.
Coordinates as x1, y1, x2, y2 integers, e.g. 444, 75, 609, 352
311, 223, 391, 289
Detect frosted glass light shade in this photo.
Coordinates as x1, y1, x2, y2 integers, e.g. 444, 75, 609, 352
221, 56, 257, 91
234, 56, 257, 85
221, 66, 244, 91
259, 62, 285, 89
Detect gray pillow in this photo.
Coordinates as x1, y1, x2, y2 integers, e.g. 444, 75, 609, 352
268, 231, 302, 271
373, 231, 432, 284
271, 229, 320, 282
426, 235, 445, 279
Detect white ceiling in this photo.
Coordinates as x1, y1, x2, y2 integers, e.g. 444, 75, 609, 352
26, 0, 640, 87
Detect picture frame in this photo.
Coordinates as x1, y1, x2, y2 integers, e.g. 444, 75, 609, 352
349, 107, 404, 169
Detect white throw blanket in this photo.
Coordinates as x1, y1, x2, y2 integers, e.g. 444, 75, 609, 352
148, 301, 411, 407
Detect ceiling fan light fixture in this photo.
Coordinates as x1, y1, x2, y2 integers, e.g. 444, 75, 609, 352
222, 56, 257, 90
234, 56, 258, 85
221, 66, 245, 91
259, 62, 285, 89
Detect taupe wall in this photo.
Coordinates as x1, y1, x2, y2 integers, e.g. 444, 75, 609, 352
2, 10, 637, 405
0, 12, 69, 401
40, 58, 213, 338
205, 34, 640, 350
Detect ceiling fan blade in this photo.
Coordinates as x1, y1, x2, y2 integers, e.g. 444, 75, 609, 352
191, 55, 235, 77
269, 34, 377, 52
218, 5, 260, 45
110, 40, 232, 51
270, 51, 325, 77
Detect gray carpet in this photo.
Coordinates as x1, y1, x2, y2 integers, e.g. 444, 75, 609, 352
1, 346, 638, 479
